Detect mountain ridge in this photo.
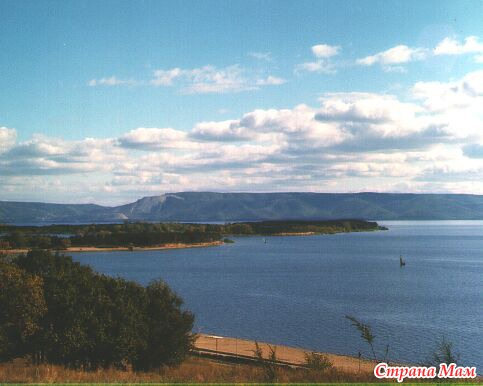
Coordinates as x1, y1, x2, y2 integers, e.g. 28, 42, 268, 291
2, 192, 483, 223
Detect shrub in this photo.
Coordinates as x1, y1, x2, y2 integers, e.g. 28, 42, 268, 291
304, 351, 333, 371
9, 250, 193, 370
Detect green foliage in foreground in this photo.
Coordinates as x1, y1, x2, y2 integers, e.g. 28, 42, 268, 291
0, 250, 194, 370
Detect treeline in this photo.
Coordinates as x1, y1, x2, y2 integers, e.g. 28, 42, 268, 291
232, 219, 385, 235
0, 220, 384, 249
0, 222, 223, 236
0, 232, 72, 250
70, 231, 221, 248
0, 250, 194, 370
0, 222, 224, 249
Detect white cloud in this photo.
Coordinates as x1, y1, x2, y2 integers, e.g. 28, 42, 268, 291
248, 52, 272, 61
411, 70, 483, 144
88, 76, 136, 87
434, 36, 483, 56
190, 120, 250, 142
382, 65, 406, 73
314, 92, 449, 152
296, 43, 340, 74
238, 104, 345, 148
317, 92, 423, 130
150, 68, 183, 86
150, 65, 284, 94
356, 45, 427, 69
88, 64, 285, 94
412, 69, 483, 111
311, 44, 340, 58
0, 135, 120, 176
256, 75, 286, 86
354, 36, 483, 71
0, 127, 17, 153
117, 127, 193, 150
296, 60, 336, 74
183, 65, 253, 94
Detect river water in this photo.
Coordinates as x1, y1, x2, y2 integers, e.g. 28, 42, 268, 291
70, 221, 483, 367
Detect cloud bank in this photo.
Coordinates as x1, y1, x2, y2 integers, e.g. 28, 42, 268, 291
2, 70, 483, 204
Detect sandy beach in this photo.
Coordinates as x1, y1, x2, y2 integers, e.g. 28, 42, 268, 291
194, 333, 376, 374
1, 240, 224, 254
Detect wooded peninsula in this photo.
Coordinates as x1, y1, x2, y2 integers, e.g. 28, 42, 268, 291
0, 220, 386, 251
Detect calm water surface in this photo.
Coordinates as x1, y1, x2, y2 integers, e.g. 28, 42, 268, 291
71, 221, 483, 367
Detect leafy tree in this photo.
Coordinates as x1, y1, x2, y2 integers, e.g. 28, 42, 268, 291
86, 277, 149, 369
133, 280, 194, 370
0, 262, 46, 361
14, 250, 108, 367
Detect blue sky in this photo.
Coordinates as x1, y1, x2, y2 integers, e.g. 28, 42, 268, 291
1, 0, 483, 204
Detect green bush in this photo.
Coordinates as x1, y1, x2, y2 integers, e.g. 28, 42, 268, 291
2, 250, 194, 370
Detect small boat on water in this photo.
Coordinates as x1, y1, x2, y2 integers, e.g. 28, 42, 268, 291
400, 255, 406, 267
263, 237, 267, 244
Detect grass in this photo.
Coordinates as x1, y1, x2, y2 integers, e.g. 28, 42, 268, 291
1, 357, 479, 384
0, 356, 387, 384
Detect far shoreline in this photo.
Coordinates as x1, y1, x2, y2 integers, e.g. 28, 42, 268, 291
2, 240, 224, 254
1, 226, 387, 254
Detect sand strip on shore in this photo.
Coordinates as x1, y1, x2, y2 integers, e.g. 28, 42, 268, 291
1, 241, 224, 254
195, 334, 376, 374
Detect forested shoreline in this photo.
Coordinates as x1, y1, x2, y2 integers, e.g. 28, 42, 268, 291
0, 220, 385, 250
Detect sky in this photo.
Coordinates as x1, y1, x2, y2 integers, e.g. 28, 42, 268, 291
1, 0, 483, 205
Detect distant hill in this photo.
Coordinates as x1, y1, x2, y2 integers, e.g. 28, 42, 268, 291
0, 201, 126, 224
2, 192, 483, 224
